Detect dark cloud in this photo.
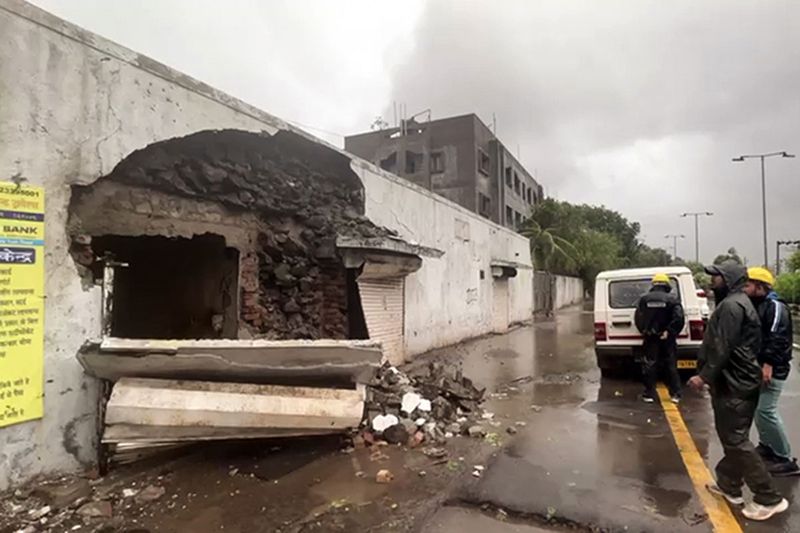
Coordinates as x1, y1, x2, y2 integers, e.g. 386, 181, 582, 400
386, 0, 800, 264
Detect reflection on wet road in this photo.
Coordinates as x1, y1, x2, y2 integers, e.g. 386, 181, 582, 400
436, 305, 800, 532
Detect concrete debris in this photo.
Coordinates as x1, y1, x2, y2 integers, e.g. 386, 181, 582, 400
371, 413, 399, 433
506, 426, 518, 435
121, 488, 139, 498
365, 361, 486, 448
33, 478, 91, 509
97, 376, 367, 466
382, 424, 409, 445
467, 426, 486, 438
422, 447, 448, 459
401, 392, 422, 414
28, 506, 51, 520
136, 485, 166, 503
375, 470, 394, 484
77, 500, 112, 519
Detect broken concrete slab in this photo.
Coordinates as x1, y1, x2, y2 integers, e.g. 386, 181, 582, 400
78, 338, 383, 385
102, 424, 339, 443
104, 378, 365, 431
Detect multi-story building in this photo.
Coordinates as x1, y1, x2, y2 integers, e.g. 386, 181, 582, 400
344, 114, 543, 230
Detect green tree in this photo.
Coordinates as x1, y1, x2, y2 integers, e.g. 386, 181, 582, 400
786, 250, 800, 273
630, 244, 673, 268
520, 218, 578, 273
713, 247, 742, 265
573, 229, 622, 285
775, 272, 800, 304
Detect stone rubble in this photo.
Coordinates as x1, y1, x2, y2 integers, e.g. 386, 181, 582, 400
362, 361, 487, 449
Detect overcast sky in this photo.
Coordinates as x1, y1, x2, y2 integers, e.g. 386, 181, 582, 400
32, 1, 800, 264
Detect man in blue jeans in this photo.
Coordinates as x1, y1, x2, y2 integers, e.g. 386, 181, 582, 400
745, 267, 798, 476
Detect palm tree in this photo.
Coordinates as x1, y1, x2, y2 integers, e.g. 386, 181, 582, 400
520, 219, 578, 272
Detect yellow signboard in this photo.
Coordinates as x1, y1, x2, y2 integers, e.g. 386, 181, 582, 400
0, 182, 45, 427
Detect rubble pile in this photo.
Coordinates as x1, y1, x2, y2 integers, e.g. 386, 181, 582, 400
363, 362, 487, 447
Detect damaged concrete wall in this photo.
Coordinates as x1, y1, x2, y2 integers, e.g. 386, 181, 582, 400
68, 130, 391, 341
0, 0, 533, 489
0, 0, 376, 490
352, 161, 534, 356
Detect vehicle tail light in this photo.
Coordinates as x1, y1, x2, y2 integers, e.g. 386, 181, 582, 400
696, 289, 706, 298
594, 322, 607, 341
689, 319, 705, 341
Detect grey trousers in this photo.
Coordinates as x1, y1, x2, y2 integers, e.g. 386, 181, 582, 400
712, 394, 782, 505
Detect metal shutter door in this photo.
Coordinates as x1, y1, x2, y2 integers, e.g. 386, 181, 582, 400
358, 277, 405, 365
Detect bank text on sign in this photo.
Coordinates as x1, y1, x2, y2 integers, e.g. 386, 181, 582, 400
0, 182, 44, 428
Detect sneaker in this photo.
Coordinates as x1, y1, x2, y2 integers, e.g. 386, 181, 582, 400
769, 458, 800, 477
641, 395, 655, 404
670, 395, 681, 404
742, 498, 789, 521
706, 483, 744, 506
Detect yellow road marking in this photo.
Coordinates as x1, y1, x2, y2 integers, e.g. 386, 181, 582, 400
656, 384, 743, 533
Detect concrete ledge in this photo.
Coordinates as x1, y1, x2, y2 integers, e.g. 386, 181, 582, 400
78, 338, 383, 385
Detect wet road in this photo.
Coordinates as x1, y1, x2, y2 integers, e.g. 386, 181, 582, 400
429, 305, 800, 532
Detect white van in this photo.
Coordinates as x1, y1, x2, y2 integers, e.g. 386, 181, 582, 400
593, 266, 709, 377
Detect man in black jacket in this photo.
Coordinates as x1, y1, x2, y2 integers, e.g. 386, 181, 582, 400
745, 267, 798, 476
634, 273, 684, 403
687, 261, 787, 521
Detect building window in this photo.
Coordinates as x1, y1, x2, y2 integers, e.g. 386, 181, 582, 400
380, 152, 397, 172
527, 188, 532, 204
405, 151, 424, 174
505, 206, 513, 227
514, 173, 521, 195
478, 149, 491, 176
478, 192, 491, 218
521, 182, 526, 199
504, 167, 512, 186
515, 211, 522, 229
430, 151, 445, 173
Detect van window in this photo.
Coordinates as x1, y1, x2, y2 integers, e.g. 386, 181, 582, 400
608, 278, 680, 309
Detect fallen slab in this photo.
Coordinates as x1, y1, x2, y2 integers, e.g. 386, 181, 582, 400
105, 377, 366, 431
78, 338, 383, 385
102, 424, 339, 443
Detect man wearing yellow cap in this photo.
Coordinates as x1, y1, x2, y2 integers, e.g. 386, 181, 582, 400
745, 267, 798, 476
634, 273, 685, 403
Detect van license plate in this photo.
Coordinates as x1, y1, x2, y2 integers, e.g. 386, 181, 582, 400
677, 360, 697, 369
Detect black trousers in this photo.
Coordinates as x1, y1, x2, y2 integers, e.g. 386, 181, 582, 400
712, 393, 782, 505
642, 336, 681, 398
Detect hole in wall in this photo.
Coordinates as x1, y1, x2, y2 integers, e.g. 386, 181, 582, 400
92, 233, 238, 339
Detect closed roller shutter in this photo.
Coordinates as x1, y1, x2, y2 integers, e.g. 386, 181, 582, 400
358, 277, 405, 365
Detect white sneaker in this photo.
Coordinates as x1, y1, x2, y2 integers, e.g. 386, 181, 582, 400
742, 498, 789, 521
670, 396, 681, 404
706, 483, 744, 506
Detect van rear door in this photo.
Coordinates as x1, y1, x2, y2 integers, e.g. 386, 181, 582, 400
605, 277, 683, 345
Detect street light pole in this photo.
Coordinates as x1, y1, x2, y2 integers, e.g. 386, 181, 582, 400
732, 151, 795, 266
665, 234, 685, 261
680, 212, 713, 263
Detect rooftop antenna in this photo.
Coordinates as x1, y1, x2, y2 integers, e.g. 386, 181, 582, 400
492, 113, 497, 135
393, 101, 397, 128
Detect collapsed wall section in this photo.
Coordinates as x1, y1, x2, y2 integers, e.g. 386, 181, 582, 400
67, 129, 398, 341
